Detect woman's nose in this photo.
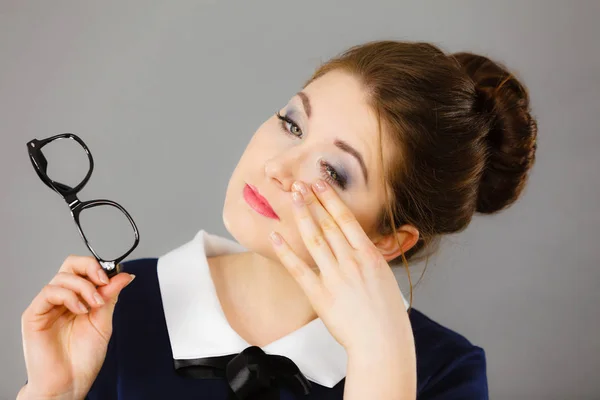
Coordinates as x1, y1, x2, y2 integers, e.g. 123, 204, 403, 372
264, 148, 309, 192
264, 159, 295, 192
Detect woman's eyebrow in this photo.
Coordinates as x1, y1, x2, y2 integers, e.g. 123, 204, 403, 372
296, 91, 312, 119
335, 139, 368, 185
295, 91, 369, 185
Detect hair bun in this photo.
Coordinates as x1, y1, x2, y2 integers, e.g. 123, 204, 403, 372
453, 52, 538, 214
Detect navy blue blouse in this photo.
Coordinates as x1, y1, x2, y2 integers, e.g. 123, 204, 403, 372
85, 258, 488, 399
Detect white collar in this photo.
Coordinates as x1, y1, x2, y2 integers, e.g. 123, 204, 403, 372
157, 229, 350, 388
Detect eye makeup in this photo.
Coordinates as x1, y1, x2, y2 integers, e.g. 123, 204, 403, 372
275, 109, 350, 190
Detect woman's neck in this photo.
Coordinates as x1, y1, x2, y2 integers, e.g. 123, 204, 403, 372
207, 251, 318, 347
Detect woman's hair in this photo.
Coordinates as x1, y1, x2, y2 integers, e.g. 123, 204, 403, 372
302, 41, 538, 307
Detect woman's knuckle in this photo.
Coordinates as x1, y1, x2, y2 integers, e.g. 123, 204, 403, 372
288, 262, 305, 278
55, 271, 70, 280
311, 234, 327, 248
344, 256, 360, 269
281, 254, 302, 275
86, 257, 99, 268
60, 255, 76, 271
41, 284, 53, 295
319, 216, 337, 232
67, 290, 78, 302
51, 271, 71, 286
363, 245, 382, 265
304, 196, 316, 206
338, 210, 356, 225
64, 254, 78, 263
281, 252, 294, 265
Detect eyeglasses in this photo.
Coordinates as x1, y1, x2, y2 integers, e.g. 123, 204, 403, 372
27, 133, 140, 278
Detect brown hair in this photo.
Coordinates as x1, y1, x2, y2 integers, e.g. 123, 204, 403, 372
302, 41, 538, 307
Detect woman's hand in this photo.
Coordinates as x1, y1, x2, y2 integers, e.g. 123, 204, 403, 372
18, 256, 134, 400
268, 179, 416, 399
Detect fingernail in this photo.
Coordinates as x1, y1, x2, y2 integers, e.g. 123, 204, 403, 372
98, 269, 109, 285
313, 180, 327, 192
93, 292, 105, 305
126, 274, 136, 286
78, 301, 89, 313
292, 191, 304, 206
269, 231, 282, 245
292, 181, 308, 195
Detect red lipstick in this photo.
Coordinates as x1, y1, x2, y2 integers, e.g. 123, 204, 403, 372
243, 184, 279, 220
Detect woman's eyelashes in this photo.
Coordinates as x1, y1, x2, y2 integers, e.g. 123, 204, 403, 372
276, 110, 303, 138
275, 111, 348, 190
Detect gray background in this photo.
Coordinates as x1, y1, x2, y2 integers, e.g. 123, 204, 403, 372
1, 1, 598, 398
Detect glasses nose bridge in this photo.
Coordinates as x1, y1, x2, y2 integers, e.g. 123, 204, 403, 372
64, 191, 82, 210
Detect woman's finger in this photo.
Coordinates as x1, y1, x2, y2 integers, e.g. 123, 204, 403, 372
29, 284, 89, 317
95, 272, 135, 303
293, 181, 355, 262
58, 255, 110, 287
269, 231, 324, 304
310, 180, 372, 251
290, 186, 338, 279
49, 272, 106, 309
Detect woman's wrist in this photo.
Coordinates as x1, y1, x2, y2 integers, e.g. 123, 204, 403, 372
345, 329, 415, 366
347, 342, 415, 375
344, 341, 417, 400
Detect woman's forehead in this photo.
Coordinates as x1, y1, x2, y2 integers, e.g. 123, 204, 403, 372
302, 71, 374, 125
299, 71, 387, 175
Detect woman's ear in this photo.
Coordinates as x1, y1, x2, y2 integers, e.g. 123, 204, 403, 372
371, 224, 420, 262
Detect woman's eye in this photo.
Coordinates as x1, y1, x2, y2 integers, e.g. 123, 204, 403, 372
276, 111, 303, 138
274, 111, 348, 191
320, 159, 347, 190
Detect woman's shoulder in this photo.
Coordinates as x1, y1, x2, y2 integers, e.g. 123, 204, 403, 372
408, 308, 489, 398
409, 308, 481, 350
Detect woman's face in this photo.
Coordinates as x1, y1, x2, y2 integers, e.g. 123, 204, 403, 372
223, 69, 401, 268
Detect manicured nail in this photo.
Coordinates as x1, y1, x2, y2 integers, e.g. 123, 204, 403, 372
98, 269, 109, 285
313, 180, 327, 192
93, 292, 105, 305
126, 274, 136, 286
292, 181, 308, 195
269, 231, 282, 245
78, 301, 89, 313
292, 191, 304, 206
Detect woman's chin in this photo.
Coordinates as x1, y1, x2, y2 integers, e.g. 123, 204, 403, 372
223, 205, 270, 251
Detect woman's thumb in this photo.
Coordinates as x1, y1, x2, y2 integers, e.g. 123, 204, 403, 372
92, 273, 135, 329
101, 273, 135, 304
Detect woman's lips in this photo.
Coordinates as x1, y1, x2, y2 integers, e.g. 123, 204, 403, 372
243, 184, 279, 220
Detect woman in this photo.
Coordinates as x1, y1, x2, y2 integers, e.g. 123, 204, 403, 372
17, 40, 537, 399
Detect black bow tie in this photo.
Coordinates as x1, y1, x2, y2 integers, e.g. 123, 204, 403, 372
174, 345, 312, 400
